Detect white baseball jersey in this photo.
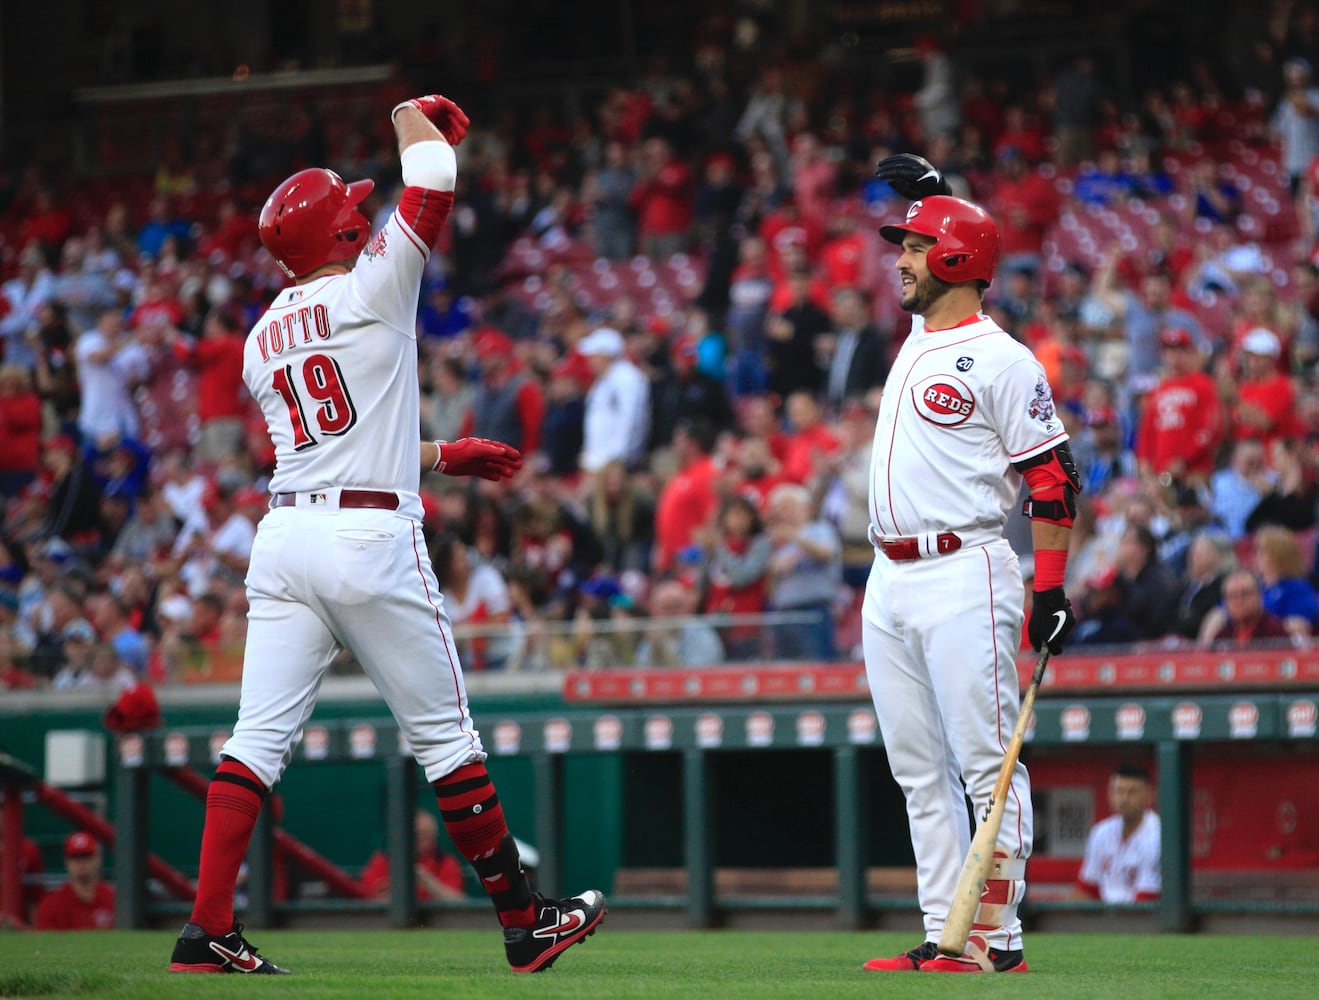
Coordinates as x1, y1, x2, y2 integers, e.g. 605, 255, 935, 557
1078, 811, 1162, 903
243, 211, 428, 495
869, 312, 1067, 540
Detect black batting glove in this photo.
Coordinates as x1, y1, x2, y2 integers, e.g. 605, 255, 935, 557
873, 152, 952, 200
1029, 587, 1077, 655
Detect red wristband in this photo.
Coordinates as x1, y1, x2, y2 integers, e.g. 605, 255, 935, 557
1033, 549, 1068, 590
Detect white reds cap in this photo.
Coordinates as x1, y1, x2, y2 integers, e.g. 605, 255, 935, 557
1241, 327, 1281, 358
577, 327, 625, 358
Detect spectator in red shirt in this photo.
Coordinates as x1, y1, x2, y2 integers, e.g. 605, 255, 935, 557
359, 809, 466, 901
991, 104, 1048, 164
984, 146, 1060, 275
819, 200, 881, 294
702, 493, 772, 661
1136, 327, 1224, 485
629, 137, 694, 260
129, 277, 184, 333
35, 832, 115, 930
173, 309, 248, 462
18, 187, 73, 252
1197, 569, 1292, 648
780, 392, 841, 488
195, 199, 258, 264
653, 419, 721, 573
759, 199, 826, 286
0, 364, 42, 499
1228, 328, 1298, 454
459, 328, 544, 458
728, 433, 789, 513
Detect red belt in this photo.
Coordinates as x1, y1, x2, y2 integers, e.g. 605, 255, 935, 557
270, 489, 400, 511
879, 532, 962, 561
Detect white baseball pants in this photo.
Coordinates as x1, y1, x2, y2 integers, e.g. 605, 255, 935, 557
861, 537, 1032, 951
221, 502, 485, 788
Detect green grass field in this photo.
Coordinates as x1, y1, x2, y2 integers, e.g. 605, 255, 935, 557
1, 929, 1314, 999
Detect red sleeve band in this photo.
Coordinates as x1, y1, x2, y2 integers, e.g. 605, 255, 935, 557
1034, 548, 1068, 591
397, 187, 455, 250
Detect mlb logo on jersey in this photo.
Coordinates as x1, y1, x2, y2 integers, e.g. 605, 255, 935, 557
912, 373, 975, 426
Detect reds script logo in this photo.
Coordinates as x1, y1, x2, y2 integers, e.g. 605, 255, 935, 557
912, 373, 975, 426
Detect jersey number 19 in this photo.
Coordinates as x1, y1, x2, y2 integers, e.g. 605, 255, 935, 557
271, 353, 359, 450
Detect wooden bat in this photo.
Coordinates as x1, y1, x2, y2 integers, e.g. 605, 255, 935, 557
937, 644, 1051, 958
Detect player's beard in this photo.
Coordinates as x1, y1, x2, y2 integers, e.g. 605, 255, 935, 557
900, 271, 951, 315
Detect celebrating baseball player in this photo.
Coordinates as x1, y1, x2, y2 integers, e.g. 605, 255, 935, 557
860, 155, 1078, 973
168, 95, 604, 975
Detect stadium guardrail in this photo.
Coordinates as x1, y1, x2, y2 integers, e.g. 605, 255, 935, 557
106, 688, 1319, 932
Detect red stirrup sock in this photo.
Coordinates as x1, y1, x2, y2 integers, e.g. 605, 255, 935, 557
189, 758, 266, 935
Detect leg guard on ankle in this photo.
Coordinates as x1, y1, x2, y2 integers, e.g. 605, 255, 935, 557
469, 833, 533, 913
971, 853, 1027, 943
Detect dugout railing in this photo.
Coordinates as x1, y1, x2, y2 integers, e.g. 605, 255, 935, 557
104, 689, 1319, 933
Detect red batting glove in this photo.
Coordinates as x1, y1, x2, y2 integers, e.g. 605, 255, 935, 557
432, 438, 522, 481
391, 95, 470, 146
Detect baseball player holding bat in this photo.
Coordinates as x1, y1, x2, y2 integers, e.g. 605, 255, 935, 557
168, 95, 604, 975
860, 155, 1079, 973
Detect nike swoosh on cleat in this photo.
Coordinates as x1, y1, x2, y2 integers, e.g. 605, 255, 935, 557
533, 909, 585, 939
209, 942, 260, 972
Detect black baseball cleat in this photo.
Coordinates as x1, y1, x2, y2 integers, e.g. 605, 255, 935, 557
168, 921, 290, 974
504, 889, 606, 973
863, 940, 940, 971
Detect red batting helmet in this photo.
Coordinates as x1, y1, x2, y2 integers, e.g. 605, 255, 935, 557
879, 195, 1000, 286
258, 169, 375, 279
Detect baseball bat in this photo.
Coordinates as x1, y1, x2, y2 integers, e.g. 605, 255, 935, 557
937, 644, 1051, 958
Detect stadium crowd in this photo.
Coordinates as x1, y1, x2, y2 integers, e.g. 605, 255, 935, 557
5, 5, 1319, 689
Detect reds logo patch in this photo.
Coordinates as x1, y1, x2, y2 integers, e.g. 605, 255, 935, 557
1027, 376, 1056, 423
363, 228, 387, 260
912, 373, 975, 426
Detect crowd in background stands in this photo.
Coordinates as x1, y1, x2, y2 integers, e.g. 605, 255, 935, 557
6, 6, 1319, 690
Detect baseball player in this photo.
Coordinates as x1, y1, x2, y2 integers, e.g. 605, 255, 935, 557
34, 832, 115, 930
1074, 762, 1161, 903
168, 95, 604, 976
860, 156, 1079, 974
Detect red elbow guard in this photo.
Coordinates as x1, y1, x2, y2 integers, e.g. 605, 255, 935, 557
1018, 445, 1081, 528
